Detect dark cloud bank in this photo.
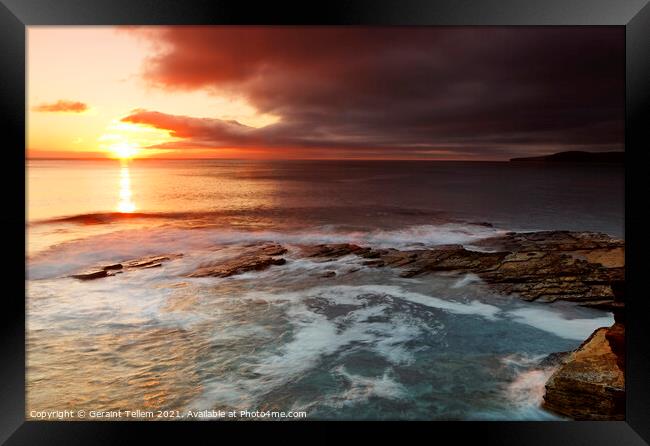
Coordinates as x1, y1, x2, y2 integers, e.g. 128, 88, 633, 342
124, 27, 624, 160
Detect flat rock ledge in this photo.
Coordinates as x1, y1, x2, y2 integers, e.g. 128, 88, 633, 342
300, 231, 624, 305
542, 322, 625, 420
186, 243, 287, 278
70, 254, 183, 280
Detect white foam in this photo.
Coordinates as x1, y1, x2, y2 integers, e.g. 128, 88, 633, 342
377, 286, 501, 320
26, 269, 207, 333
501, 368, 561, 420
235, 284, 501, 321
364, 224, 504, 249
186, 284, 443, 410
506, 307, 614, 341
188, 381, 252, 411
500, 353, 547, 368
325, 366, 407, 407
467, 354, 565, 421
254, 309, 346, 377
186, 307, 371, 410
451, 273, 482, 289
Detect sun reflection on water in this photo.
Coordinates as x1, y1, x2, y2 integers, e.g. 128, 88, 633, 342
117, 162, 136, 213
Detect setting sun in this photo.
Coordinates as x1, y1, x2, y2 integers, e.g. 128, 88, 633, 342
96, 120, 178, 159
108, 142, 139, 160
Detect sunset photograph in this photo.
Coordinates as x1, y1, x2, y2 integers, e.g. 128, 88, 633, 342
26, 26, 625, 421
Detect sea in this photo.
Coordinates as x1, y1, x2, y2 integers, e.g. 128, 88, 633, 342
26, 159, 624, 420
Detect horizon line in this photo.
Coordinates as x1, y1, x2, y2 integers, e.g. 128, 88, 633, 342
26, 156, 516, 162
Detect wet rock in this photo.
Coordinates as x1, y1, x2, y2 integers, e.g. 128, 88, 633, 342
543, 324, 625, 420
70, 254, 183, 281
300, 243, 367, 258
579, 301, 625, 312
605, 322, 625, 371
539, 351, 573, 368
609, 279, 626, 324
359, 250, 382, 259
72, 231, 624, 305
395, 247, 508, 278
188, 256, 285, 278
187, 244, 286, 278
475, 230, 624, 254
70, 269, 111, 280
478, 249, 623, 303
258, 244, 288, 256
123, 255, 182, 269
306, 231, 625, 304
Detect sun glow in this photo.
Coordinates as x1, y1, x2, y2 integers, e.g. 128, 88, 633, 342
109, 143, 139, 160
98, 120, 176, 160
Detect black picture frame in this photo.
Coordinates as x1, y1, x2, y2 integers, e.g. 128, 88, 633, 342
3, 0, 649, 444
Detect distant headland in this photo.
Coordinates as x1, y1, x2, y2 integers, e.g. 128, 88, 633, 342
510, 151, 624, 163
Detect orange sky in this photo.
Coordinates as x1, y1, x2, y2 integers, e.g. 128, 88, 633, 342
27, 27, 624, 161
27, 27, 278, 160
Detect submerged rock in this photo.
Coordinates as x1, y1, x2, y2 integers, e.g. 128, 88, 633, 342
542, 323, 625, 420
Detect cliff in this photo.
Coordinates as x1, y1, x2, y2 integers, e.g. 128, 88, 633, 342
542, 281, 625, 420
542, 322, 625, 420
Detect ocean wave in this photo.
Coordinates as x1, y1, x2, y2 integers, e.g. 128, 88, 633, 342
30, 211, 190, 226
28, 205, 448, 227
497, 354, 563, 420
467, 353, 563, 421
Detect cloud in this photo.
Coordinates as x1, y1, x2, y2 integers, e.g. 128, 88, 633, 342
126, 27, 624, 159
32, 100, 88, 113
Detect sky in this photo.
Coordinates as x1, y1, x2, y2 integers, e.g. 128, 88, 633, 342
27, 26, 624, 160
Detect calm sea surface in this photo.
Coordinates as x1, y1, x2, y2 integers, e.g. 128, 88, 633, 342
26, 159, 623, 420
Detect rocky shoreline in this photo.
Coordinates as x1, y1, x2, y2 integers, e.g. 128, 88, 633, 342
542, 280, 625, 420
68, 229, 625, 420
